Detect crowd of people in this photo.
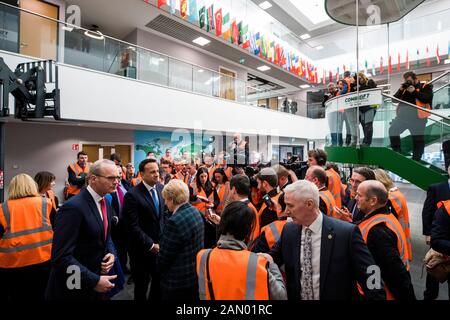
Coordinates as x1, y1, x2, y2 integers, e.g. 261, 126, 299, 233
0, 145, 449, 301
324, 71, 433, 162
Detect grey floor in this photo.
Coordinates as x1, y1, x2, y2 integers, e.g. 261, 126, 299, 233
112, 182, 449, 300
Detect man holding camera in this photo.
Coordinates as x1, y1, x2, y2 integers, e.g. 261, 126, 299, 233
389, 71, 433, 161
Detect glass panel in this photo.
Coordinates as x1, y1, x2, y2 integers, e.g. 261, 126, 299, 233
168, 57, 193, 92
0, 4, 19, 53
64, 27, 105, 72
432, 72, 450, 114
138, 50, 168, 86
192, 66, 213, 96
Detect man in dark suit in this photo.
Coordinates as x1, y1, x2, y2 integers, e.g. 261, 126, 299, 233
266, 180, 385, 300
157, 179, 204, 300
46, 159, 119, 300
122, 158, 167, 301
422, 169, 450, 300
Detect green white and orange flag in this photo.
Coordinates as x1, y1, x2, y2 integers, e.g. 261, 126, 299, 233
222, 13, 231, 41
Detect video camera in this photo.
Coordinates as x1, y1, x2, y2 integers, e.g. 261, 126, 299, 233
280, 155, 308, 180
401, 80, 414, 89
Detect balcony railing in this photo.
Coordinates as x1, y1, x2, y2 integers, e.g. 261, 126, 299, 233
0, 2, 301, 116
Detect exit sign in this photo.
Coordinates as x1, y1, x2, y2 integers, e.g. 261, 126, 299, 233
72, 144, 79, 151
239, 58, 245, 65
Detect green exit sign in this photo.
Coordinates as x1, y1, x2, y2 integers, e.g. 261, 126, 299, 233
239, 58, 245, 65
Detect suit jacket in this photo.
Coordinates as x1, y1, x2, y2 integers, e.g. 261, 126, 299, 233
269, 214, 386, 300
431, 206, 450, 256
45, 188, 116, 300
122, 182, 167, 257
422, 181, 450, 236
157, 203, 204, 290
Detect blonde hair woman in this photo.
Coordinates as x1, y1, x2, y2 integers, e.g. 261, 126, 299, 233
0, 174, 53, 300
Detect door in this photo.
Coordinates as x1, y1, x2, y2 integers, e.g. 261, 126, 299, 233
19, 0, 58, 60
83, 144, 101, 163
219, 68, 236, 101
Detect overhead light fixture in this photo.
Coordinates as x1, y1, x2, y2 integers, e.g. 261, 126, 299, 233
84, 25, 104, 40
192, 37, 210, 46
159, 58, 165, 62
198, 69, 205, 73
315, 45, 324, 50
257, 65, 271, 72
300, 33, 311, 40
300, 84, 311, 89
127, 46, 136, 51
259, 1, 272, 10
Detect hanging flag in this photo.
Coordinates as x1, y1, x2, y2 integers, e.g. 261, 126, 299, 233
406, 50, 409, 70
254, 32, 261, 56
364, 60, 368, 73
436, 45, 441, 64
323, 69, 326, 85
274, 44, 280, 65
343, 64, 346, 73
157, 0, 167, 9
214, 8, 222, 36
426, 46, 431, 66
207, 5, 214, 32
231, 19, 239, 45
448, 41, 450, 60
299, 57, 304, 77
336, 67, 340, 81
188, 0, 198, 23
416, 48, 420, 67
388, 55, 392, 73
314, 67, 318, 84
180, 0, 187, 18
380, 56, 384, 74
169, 0, 177, 14
397, 52, 401, 72
199, 6, 206, 29
372, 62, 376, 76
268, 41, 275, 62
329, 71, 333, 83
222, 13, 230, 41
241, 25, 250, 49
280, 47, 286, 67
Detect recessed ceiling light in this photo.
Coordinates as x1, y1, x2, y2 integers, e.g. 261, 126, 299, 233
259, 1, 272, 10
300, 84, 311, 89
198, 69, 204, 73
300, 33, 311, 40
257, 65, 271, 72
315, 45, 324, 50
159, 58, 165, 62
192, 37, 210, 46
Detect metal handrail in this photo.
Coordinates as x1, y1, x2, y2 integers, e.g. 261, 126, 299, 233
383, 93, 450, 123
429, 70, 450, 85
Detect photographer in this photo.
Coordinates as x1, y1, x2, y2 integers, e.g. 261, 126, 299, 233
389, 71, 434, 161
256, 168, 283, 229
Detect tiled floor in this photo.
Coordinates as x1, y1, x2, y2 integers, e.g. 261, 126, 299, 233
112, 182, 449, 300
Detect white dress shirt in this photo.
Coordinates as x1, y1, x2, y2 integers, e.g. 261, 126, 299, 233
142, 181, 159, 252
87, 185, 104, 221
300, 212, 323, 300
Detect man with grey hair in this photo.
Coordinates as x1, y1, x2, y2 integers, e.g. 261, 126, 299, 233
46, 159, 119, 300
265, 180, 385, 300
356, 180, 415, 300
256, 167, 282, 229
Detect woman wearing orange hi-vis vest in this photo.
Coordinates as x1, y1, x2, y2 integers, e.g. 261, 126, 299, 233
0, 174, 53, 301
212, 168, 230, 216
196, 201, 286, 300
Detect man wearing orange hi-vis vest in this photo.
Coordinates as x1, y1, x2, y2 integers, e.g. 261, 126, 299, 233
307, 149, 343, 208
67, 151, 90, 198
356, 180, 415, 300
374, 169, 413, 261
196, 201, 287, 300
305, 166, 338, 219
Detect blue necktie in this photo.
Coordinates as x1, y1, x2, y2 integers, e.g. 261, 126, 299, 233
151, 188, 160, 216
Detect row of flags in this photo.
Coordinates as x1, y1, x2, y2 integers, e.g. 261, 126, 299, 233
146, 0, 319, 82
147, 1, 447, 85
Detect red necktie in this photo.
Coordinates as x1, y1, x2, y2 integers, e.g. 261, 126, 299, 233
99, 198, 108, 240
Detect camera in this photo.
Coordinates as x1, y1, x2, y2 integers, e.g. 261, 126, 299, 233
402, 80, 414, 88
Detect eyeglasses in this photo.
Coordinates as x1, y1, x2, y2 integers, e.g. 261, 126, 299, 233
96, 175, 121, 182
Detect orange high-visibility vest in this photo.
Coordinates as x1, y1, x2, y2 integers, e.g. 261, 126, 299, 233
319, 189, 337, 218
0, 197, 53, 268
67, 162, 90, 196
196, 248, 270, 300
358, 213, 410, 300
326, 168, 342, 208
174, 172, 189, 185
46, 190, 57, 211
257, 192, 283, 223
191, 186, 215, 214
416, 84, 432, 118
389, 188, 412, 261
251, 186, 261, 207
130, 177, 141, 187
246, 201, 260, 250
215, 182, 230, 213
437, 200, 450, 215
260, 219, 287, 250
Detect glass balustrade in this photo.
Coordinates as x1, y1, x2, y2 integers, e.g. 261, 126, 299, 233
431, 72, 450, 115
0, 2, 300, 116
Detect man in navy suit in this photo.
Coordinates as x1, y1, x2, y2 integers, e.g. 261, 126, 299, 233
266, 180, 386, 300
422, 167, 450, 300
122, 158, 167, 301
46, 159, 119, 300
